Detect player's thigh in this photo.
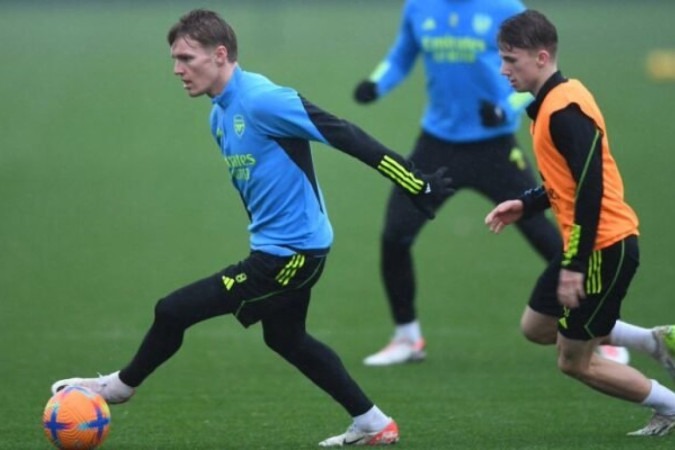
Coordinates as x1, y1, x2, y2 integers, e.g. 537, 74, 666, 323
520, 305, 558, 345
561, 236, 639, 341
232, 252, 326, 328
528, 254, 564, 319
557, 333, 600, 372
381, 185, 430, 241
407, 131, 456, 172
157, 252, 324, 328
474, 141, 540, 202
261, 288, 312, 345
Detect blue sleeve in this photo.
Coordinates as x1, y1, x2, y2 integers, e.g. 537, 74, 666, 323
370, 0, 419, 97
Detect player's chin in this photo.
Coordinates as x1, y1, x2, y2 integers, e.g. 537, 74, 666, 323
184, 85, 206, 97
186, 89, 204, 97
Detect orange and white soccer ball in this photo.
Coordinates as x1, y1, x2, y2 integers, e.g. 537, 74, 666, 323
43, 386, 111, 450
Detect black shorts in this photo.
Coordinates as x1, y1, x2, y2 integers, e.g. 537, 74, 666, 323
409, 131, 540, 204
217, 250, 326, 327
383, 131, 549, 243
528, 236, 639, 340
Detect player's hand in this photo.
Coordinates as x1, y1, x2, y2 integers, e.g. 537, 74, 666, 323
479, 100, 506, 127
409, 167, 454, 219
557, 269, 586, 309
354, 80, 378, 104
485, 200, 524, 233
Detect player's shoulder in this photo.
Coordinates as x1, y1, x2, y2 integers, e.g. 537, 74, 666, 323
238, 69, 300, 117
238, 70, 279, 102
238, 70, 277, 98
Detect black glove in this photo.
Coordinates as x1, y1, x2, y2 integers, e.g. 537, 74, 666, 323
408, 167, 454, 219
353, 80, 378, 104
479, 100, 506, 127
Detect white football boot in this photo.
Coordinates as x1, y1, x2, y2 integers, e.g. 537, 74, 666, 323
363, 338, 426, 366
627, 412, 675, 436
51, 371, 135, 404
319, 419, 399, 447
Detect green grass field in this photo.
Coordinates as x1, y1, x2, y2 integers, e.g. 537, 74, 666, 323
2, 1, 675, 448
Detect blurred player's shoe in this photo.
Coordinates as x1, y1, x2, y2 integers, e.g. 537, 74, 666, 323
51, 371, 135, 404
627, 412, 675, 436
363, 338, 426, 366
595, 345, 630, 364
651, 325, 675, 381
319, 419, 399, 447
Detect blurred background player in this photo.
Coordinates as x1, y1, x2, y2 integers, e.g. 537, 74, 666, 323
486, 9, 675, 435
351, 0, 629, 366
50, 9, 454, 447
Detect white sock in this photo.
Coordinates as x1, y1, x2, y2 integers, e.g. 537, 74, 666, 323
394, 320, 422, 342
642, 380, 675, 416
610, 321, 656, 355
353, 405, 390, 432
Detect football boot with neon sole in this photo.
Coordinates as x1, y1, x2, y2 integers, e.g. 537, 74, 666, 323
319, 419, 399, 447
652, 325, 675, 381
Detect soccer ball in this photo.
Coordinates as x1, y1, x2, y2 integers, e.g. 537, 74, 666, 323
43, 386, 111, 450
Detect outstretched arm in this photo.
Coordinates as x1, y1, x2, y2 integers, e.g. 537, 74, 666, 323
298, 98, 454, 219
353, 0, 419, 104
485, 199, 525, 234
253, 91, 453, 219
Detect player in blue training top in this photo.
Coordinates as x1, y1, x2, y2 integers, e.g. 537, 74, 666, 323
49, 9, 453, 447
353, 0, 626, 367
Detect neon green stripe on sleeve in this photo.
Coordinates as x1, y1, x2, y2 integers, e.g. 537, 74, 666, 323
562, 224, 581, 267
377, 155, 424, 194
369, 61, 391, 82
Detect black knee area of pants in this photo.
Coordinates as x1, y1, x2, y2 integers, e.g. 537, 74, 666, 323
153, 296, 190, 331
263, 327, 303, 358
381, 233, 413, 255
381, 234, 414, 275
382, 217, 419, 246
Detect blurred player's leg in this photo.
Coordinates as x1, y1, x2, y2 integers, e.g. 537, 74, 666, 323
366, 189, 429, 366
596, 345, 630, 364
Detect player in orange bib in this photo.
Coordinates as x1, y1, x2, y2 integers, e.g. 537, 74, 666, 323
485, 9, 675, 436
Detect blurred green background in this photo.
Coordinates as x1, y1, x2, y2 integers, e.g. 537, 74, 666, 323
2, 0, 675, 448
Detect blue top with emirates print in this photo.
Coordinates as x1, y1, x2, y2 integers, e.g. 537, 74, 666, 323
210, 66, 428, 257
369, 0, 528, 142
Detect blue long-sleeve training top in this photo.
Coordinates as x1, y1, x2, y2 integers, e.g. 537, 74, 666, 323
210, 66, 426, 257
369, 0, 529, 142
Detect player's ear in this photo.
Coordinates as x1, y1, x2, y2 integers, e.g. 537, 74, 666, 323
214, 45, 229, 65
535, 49, 550, 67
